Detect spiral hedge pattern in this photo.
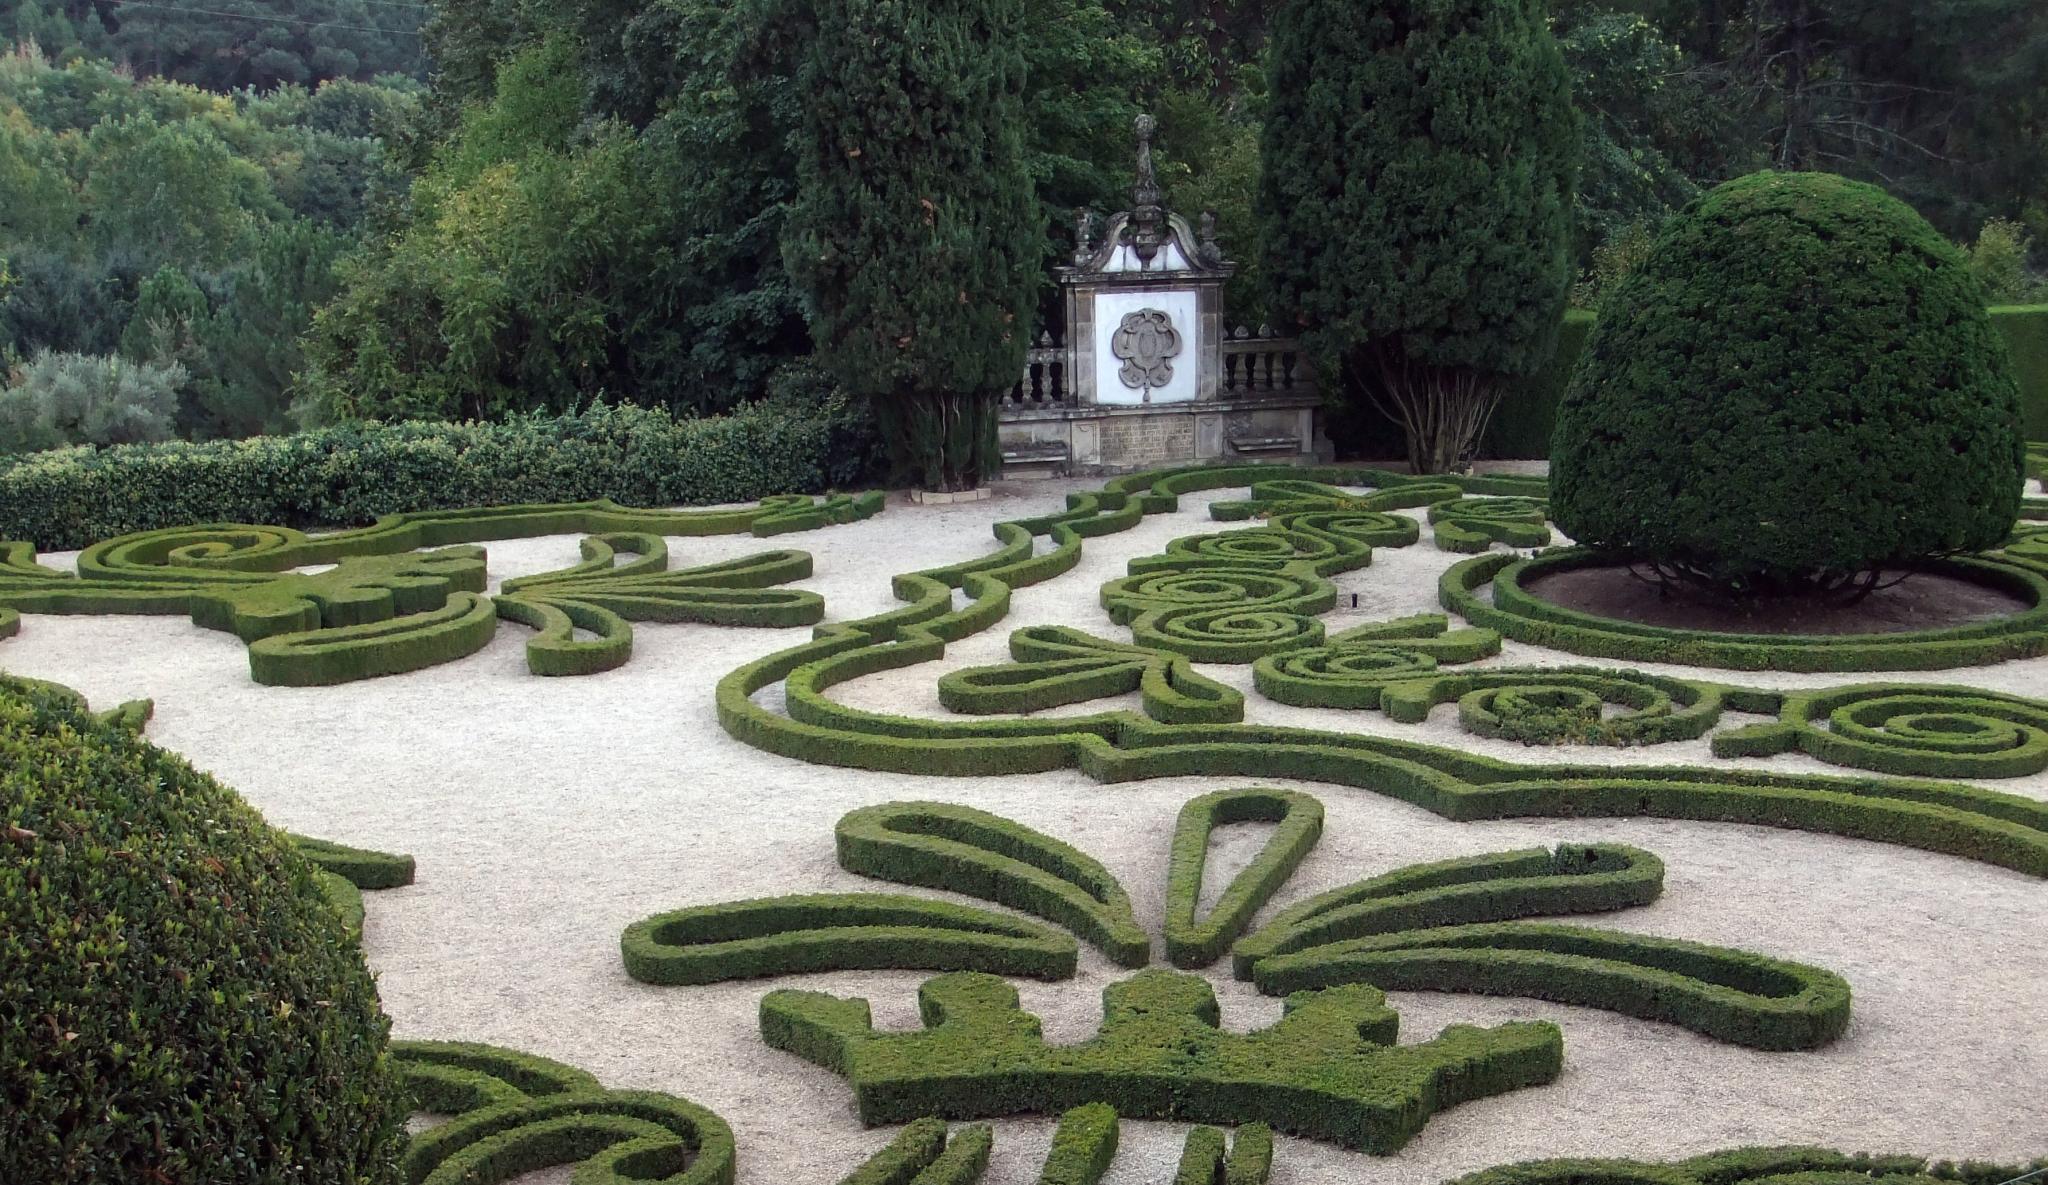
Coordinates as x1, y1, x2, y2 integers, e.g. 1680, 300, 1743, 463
392, 1041, 736, 1185
0, 493, 875, 684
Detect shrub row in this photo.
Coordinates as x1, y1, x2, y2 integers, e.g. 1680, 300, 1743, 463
834, 1112, 1273, 1185
620, 892, 1078, 985
249, 592, 500, 686
1443, 548, 2048, 672
759, 969, 1564, 1154
1038, 1103, 1120, 1185
390, 1040, 736, 1185
0, 677, 405, 1185
1229, 844, 1663, 977
1442, 1145, 2048, 1185
835, 801, 1150, 968
0, 401, 882, 552
714, 463, 2048, 877
1482, 305, 2048, 458
1163, 788, 1325, 969
1252, 921, 1853, 1051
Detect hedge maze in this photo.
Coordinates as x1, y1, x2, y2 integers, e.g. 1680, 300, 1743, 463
1444, 1147, 2047, 1185
0, 492, 878, 684
392, 1041, 737, 1185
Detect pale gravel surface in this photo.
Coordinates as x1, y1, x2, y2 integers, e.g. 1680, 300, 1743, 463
4, 471, 2045, 1185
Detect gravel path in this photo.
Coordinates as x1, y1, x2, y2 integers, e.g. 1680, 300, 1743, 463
4, 475, 2043, 1185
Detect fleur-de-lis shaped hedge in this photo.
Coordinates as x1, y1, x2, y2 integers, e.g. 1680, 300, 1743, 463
622, 790, 1851, 1153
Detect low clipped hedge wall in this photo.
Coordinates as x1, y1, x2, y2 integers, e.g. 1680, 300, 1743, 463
0, 400, 879, 552
0, 677, 406, 1185
1484, 305, 2048, 459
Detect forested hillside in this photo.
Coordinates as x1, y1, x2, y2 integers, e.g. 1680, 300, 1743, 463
0, 0, 2041, 450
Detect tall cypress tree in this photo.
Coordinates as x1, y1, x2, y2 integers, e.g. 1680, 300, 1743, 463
1258, 0, 1578, 473
782, 0, 1038, 492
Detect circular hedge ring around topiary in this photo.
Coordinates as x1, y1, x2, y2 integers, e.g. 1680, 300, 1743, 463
0, 678, 406, 1185
1550, 170, 2025, 592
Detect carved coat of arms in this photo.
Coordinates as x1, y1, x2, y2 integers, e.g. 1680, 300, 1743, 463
1112, 308, 1181, 396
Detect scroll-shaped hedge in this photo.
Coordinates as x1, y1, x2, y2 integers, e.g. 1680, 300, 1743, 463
938, 626, 1243, 724
1428, 497, 1552, 553
497, 534, 823, 676
620, 892, 1078, 985
1380, 667, 1730, 747
392, 1040, 736, 1185
290, 832, 417, 933
247, 592, 500, 686
1231, 844, 1663, 978
759, 969, 1562, 1154
1251, 614, 1501, 711
836, 802, 1149, 967
1163, 788, 1324, 968
1251, 922, 1852, 1051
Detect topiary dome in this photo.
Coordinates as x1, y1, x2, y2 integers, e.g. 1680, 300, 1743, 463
1549, 170, 2024, 591
0, 679, 406, 1185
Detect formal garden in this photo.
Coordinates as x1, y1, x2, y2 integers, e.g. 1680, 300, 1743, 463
4, 0, 2048, 1183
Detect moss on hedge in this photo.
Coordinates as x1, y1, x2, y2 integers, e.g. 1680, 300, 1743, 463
0, 677, 406, 1185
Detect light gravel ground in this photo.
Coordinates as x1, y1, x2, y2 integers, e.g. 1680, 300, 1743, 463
3, 473, 2045, 1185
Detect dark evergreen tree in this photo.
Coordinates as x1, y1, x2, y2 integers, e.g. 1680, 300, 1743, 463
1257, 0, 1579, 472
781, 0, 1039, 492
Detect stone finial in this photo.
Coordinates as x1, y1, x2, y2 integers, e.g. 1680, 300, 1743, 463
1129, 114, 1165, 267
1071, 206, 1093, 266
1197, 210, 1224, 267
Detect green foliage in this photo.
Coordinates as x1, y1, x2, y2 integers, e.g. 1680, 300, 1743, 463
783, 0, 1039, 492
0, 50, 411, 437
1163, 787, 1323, 969
1258, 0, 1578, 472
1713, 684, 2048, 778
1443, 1145, 2048, 1185
1968, 217, 2044, 303
835, 800, 1150, 967
0, 401, 879, 551
1551, 171, 2025, 591
0, 677, 406, 1185
1570, 221, 1661, 311
836, 1118, 994, 1185
759, 969, 1564, 1153
0, 490, 871, 685
714, 462, 2048, 878
1442, 549, 2048, 673
392, 1040, 737, 1185
2000, 306, 2048, 438
97, 0, 427, 92
0, 350, 183, 452
1038, 1104, 1120, 1185
622, 892, 1079, 985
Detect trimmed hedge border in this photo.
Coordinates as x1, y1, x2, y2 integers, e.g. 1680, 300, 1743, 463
1229, 844, 1663, 977
836, 801, 1150, 968
1, 493, 873, 684
1443, 1146, 2048, 1185
1038, 1103, 1120, 1185
1252, 921, 1852, 1051
1442, 548, 2048, 673
291, 832, 417, 932
391, 1040, 736, 1185
759, 968, 1563, 1154
1428, 496, 1553, 553
837, 1118, 993, 1185
1163, 788, 1325, 969
0, 402, 882, 553
620, 892, 1078, 985
715, 463, 2048, 877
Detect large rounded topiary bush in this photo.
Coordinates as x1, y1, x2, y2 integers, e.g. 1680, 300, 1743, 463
1550, 170, 2024, 593
0, 679, 406, 1184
